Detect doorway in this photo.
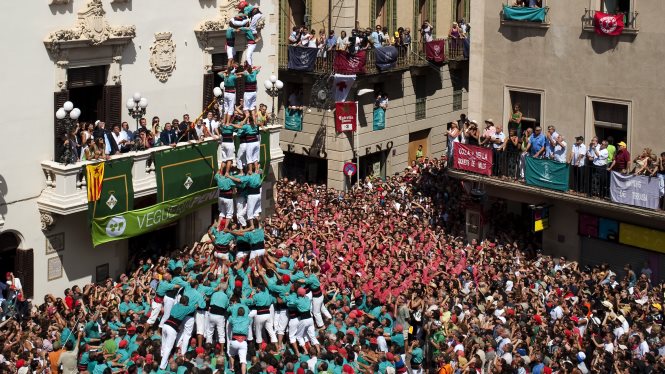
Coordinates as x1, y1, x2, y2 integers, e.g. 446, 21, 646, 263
0, 232, 20, 285
408, 129, 431, 164
127, 195, 180, 266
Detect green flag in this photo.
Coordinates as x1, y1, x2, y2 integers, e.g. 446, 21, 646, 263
86, 158, 134, 221
284, 107, 303, 131
525, 156, 570, 192
259, 130, 271, 181
154, 141, 218, 202
91, 187, 218, 247
373, 108, 386, 131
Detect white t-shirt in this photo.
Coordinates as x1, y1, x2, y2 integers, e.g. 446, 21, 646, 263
593, 148, 609, 166
203, 119, 220, 135
571, 143, 587, 166
377, 336, 389, 352
553, 141, 567, 163
492, 132, 506, 150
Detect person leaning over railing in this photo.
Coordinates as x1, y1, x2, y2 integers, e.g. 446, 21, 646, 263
500, 128, 522, 180
569, 136, 587, 193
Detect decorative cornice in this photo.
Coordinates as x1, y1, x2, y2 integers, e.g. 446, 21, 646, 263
49, 0, 71, 5
44, 0, 136, 58
111, 0, 130, 3
194, 1, 238, 48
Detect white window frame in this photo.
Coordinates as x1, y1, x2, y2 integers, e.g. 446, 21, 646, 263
503, 85, 546, 130
584, 95, 632, 155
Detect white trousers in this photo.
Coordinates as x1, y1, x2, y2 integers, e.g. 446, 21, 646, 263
296, 317, 319, 347
160, 324, 178, 369
147, 299, 162, 324
229, 339, 248, 364
195, 310, 207, 336
221, 142, 236, 162
177, 315, 195, 355
249, 248, 265, 260
218, 196, 234, 218
160, 296, 176, 328
274, 309, 288, 335
205, 312, 226, 344
236, 143, 248, 170
244, 92, 257, 111
245, 43, 257, 65
254, 311, 277, 344
224, 92, 236, 115
234, 195, 247, 227
311, 295, 326, 328
247, 192, 262, 220
246, 141, 260, 164
288, 318, 300, 344
226, 45, 235, 60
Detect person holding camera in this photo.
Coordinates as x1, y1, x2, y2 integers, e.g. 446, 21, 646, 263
420, 20, 433, 43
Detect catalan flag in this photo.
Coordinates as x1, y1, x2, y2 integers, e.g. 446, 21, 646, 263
86, 162, 105, 202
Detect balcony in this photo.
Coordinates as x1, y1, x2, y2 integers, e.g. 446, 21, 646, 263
500, 3, 550, 29
278, 39, 466, 77
38, 125, 284, 215
583, 9, 639, 35
447, 148, 665, 222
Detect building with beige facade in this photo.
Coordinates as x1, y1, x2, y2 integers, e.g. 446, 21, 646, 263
0, 0, 283, 300
277, 0, 471, 190
463, 0, 665, 278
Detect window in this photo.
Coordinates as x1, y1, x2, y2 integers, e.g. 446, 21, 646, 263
585, 0, 638, 31
507, 89, 543, 136
453, 89, 463, 111
414, 0, 436, 38
591, 101, 629, 145
501, 0, 550, 27
415, 76, 427, 120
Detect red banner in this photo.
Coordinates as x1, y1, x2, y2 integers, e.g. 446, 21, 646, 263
335, 102, 357, 132
453, 143, 493, 175
594, 12, 624, 36
425, 40, 446, 63
334, 50, 367, 74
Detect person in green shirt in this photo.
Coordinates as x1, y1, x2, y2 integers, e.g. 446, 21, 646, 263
606, 136, 616, 162
159, 295, 197, 370
408, 340, 423, 374
415, 145, 424, 161
228, 304, 251, 374
243, 65, 261, 124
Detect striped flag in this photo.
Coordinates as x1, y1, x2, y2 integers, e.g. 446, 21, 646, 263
86, 162, 105, 202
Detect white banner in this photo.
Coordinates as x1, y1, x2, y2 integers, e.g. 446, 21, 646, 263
332, 74, 356, 102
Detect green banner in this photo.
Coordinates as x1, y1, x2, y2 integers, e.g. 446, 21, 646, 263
86, 158, 134, 221
525, 156, 570, 192
503, 5, 546, 22
284, 107, 303, 131
154, 141, 218, 202
91, 187, 218, 247
373, 108, 386, 131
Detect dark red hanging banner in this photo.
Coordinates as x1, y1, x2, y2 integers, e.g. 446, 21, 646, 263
594, 12, 624, 36
425, 40, 446, 63
334, 101, 357, 132
333, 50, 367, 74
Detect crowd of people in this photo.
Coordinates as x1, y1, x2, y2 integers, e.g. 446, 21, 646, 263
2, 156, 665, 374
446, 109, 665, 205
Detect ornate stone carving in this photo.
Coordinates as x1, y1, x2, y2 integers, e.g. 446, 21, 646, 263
149, 32, 176, 82
45, 0, 136, 57
195, 1, 236, 48
40, 211, 56, 232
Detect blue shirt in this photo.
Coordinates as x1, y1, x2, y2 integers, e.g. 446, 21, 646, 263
528, 133, 546, 156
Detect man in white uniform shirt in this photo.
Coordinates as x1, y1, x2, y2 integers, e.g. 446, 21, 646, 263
203, 111, 220, 136
570, 136, 587, 192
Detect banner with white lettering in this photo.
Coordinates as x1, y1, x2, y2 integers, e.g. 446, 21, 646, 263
453, 143, 493, 175
335, 101, 357, 132
610, 171, 661, 209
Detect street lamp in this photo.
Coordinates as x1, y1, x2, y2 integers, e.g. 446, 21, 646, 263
126, 92, 148, 130
264, 74, 284, 126
55, 101, 81, 164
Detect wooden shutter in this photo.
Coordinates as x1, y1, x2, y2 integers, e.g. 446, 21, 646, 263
14, 248, 34, 299
103, 85, 122, 128
67, 66, 107, 89
54, 90, 70, 161
203, 73, 215, 111
212, 54, 229, 71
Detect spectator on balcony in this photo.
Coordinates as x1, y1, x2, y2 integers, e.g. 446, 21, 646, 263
382, 26, 391, 46
420, 20, 434, 43
120, 121, 134, 143
544, 125, 559, 158
288, 26, 300, 45
551, 134, 567, 163
135, 129, 152, 151
632, 147, 653, 175
316, 29, 326, 57
336, 30, 348, 51
133, 117, 151, 141
347, 29, 360, 53
300, 28, 314, 47
92, 136, 108, 160
606, 136, 616, 163
608, 141, 630, 174
501, 128, 522, 179
459, 18, 469, 35
62, 125, 80, 164
448, 22, 464, 51
592, 140, 610, 166
151, 117, 162, 147
404, 27, 412, 49
160, 122, 177, 147
569, 136, 587, 192
194, 118, 213, 140
586, 136, 599, 162
80, 137, 94, 161
325, 30, 337, 55
526, 126, 546, 158
446, 121, 461, 161
371, 25, 384, 49
480, 119, 496, 147
490, 124, 505, 175
112, 124, 132, 153
464, 120, 480, 146
507, 104, 523, 137
657, 152, 665, 197
80, 122, 94, 145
